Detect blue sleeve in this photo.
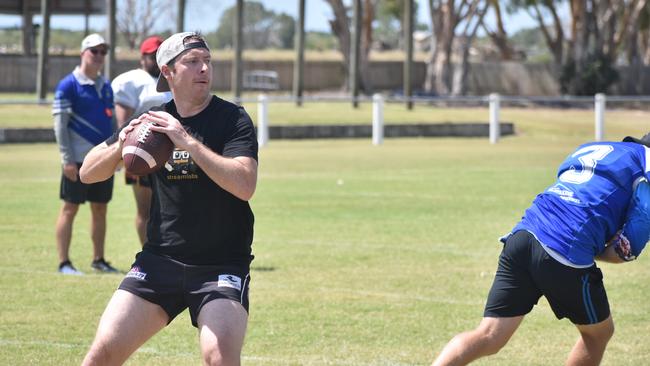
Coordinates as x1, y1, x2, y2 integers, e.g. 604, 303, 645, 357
52, 76, 74, 115
620, 179, 650, 259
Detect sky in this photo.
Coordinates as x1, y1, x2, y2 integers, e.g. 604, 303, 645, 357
0, 0, 547, 35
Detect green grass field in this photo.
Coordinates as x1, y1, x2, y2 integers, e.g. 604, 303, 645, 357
1, 107, 649, 365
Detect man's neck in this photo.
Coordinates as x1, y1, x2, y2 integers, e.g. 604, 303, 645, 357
175, 93, 212, 118
80, 63, 100, 80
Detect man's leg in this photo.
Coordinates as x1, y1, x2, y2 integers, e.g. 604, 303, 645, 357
566, 315, 614, 366
82, 289, 168, 365
56, 201, 79, 263
197, 299, 248, 366
132, 184, 152, 246
432, 316, 524, 366
89, 202, 107, 261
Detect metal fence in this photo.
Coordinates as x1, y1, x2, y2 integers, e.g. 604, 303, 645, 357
1, 93, 647, 145
252, 93, 640, 147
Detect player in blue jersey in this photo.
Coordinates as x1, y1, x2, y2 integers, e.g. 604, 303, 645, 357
53, 34, 118, 275
432, 135, 650, 366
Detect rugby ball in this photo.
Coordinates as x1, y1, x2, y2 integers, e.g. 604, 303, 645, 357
122, 121, 174, 175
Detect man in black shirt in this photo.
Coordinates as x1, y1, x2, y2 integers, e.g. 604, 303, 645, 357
79, 32, 258, 365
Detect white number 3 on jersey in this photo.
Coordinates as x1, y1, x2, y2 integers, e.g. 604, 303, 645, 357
559, 145, 613, 184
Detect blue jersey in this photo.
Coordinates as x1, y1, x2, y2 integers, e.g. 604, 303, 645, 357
511, 141, 650, 266
53, 70, 114, 146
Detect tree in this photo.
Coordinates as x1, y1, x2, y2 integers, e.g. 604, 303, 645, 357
374, 0, 420, 49
482, 0, 516, 60
214, 1, 295, 49
275, 13, 296, 49
508, 0, 565, 65
424, 0, 486, 95
509, 0, 648, 94
117, 0, 174, 50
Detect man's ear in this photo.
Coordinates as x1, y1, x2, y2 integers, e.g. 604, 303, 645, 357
161, 64, 172, 78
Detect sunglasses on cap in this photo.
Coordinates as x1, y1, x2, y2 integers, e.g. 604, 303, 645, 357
89, 48, 108, 55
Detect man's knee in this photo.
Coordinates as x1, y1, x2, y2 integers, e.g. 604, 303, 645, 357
202, 344, 240, 366
60, 202, 79, 218
474, 327, 509, 356
472, 317, 521, 356
90, 203, 108, 215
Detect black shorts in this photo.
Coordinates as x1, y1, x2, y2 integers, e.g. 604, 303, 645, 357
125, 173, 151, 187
484, 230, 610, 325
119, 250, 250, 327
60, 163, 113, 204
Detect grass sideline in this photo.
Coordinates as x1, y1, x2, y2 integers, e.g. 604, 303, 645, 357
1, 113, 649, 365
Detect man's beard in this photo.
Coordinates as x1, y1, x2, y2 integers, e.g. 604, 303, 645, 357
146, 66, 161, 78
147, 69, 161, 78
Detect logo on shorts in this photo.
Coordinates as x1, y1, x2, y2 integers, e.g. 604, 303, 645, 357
125, 266, 147, 280
217, 274, 242, 291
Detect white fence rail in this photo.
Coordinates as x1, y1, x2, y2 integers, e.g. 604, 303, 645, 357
243, 93, 640, 146
2, 93, 647, 146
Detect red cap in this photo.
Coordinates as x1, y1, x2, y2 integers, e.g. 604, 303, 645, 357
140, 36, 164, 55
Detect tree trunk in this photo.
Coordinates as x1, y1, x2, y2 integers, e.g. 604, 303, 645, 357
643, 29, 650, 64
424, 0, 442, 93
453, 36, 471, 96
434, 33, 453, 95
562, 0, 590, 94
531, 2, 564, 65
453, 1, 487, 96
425, 0, 455, 95
359, 0, 375, 93
483, 0, 514, 60
326, 0, 351, 90
325, 0, 375, 93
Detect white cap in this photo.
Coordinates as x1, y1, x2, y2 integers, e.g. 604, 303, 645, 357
156, 32, 210, 92
80, 33, 109, 52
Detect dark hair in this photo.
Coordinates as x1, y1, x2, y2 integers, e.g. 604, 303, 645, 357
623, 133, 650, 147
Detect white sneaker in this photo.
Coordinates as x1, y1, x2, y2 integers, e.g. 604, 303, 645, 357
58, 262, 84, 275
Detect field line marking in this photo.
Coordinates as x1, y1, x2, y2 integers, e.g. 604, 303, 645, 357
0, 338, 418, 365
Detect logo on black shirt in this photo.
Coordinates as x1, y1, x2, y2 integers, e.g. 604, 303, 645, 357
165, 148, 199, 180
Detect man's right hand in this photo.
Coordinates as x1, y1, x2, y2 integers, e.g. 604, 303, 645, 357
63, 163, 78, 182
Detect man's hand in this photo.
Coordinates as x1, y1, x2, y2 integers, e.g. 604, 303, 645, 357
118, 115, 145, 145
63, 163, 78, 182
144, 111, 194, 150
609, 231, 636, 261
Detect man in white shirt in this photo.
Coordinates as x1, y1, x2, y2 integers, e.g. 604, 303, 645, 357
111, 36, 172, 245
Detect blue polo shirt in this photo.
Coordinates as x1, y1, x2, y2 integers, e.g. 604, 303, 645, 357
53, 67, 114, 162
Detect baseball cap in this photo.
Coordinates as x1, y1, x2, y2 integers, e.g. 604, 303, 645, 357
155, 32, 210, 92
81, 33, 109, 52
623, 133, 650, 147
140, 36, 164, 55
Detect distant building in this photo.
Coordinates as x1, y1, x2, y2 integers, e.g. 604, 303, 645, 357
413, 31, 431, 52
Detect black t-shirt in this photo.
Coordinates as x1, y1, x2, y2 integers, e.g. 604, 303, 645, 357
109, 95, 258, 265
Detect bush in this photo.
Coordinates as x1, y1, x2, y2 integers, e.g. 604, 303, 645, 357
560, 52, 619, 95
